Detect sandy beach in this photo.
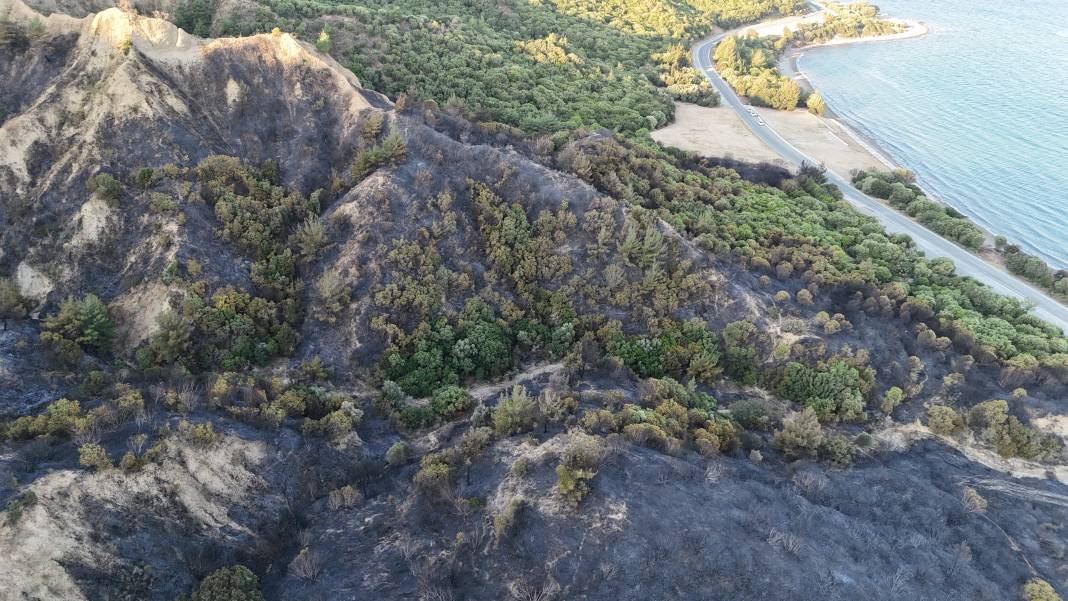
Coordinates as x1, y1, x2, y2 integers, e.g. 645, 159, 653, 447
652, 102, 890, 177
657, 15, 930, 176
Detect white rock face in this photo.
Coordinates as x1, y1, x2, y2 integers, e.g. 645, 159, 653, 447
69, 196, 114, 248
15, 262, 53, 304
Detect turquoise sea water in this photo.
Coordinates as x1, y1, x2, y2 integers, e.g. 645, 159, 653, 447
795, 0, 1068, 268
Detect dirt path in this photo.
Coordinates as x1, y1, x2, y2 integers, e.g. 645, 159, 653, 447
468, 361, 565, 402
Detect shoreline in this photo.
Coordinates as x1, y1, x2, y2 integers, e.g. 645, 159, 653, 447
775, 21, 1010, 249
776, 19, 929, 166
685, 15, 1068, 325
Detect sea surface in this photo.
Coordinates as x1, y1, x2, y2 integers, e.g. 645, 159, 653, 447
795, 0, 1068, 268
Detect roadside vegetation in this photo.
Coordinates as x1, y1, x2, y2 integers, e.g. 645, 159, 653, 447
853, 168, 1068, 301
852, 169, 986, 250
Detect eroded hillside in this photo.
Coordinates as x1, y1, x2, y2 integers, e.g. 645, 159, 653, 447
1, 2, 1068, 601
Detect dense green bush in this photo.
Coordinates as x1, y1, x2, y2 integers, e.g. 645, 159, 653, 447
431, 385, 473, 418
177, 565, 265, 601
173, 0, 804, 134
569, 133, 1068, 370
774, 407, 823, 457
144, 287, 299, 371
965, 399, 1063, 461
42, 294, 115, 359
492, 385, 537, 436
383, 301, 516, 397
608, 318, 721, 383
791, 2, 902, 44
777, 360, 867, 422
86, 172, 123, 205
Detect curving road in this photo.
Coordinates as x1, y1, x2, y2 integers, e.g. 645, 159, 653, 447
691, 24, 1068, 334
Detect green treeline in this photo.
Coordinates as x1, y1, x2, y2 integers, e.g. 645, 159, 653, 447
852, 169, 986, 250
544, 0, 806, 37
175, 0, 814, 134
853, 170, 1068, 299
1002, 247, 1068, 298
713, 33, 800, 110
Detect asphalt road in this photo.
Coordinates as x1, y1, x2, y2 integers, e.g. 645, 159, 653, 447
690, 28, 1068, 334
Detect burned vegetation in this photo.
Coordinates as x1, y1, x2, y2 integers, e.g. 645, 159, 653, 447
0, 3, 1067, 601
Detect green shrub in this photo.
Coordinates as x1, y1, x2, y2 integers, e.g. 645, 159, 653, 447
114, 386, 145, 419
43, 294, 115, 357
352, 132, 407, 180
327, 485, 363, 510
79, 443, 112, 471
728, 398, 781, 431
291, 216, 327, 262
819, 434, 856, 466
806, 92, 826, 116
1023, 579, 1063, 601
774, 408, 824, 458
623, 422, 670, 449
492, 385, 537, 436
963, 399, 1063, 460
133, 167, 155, 188
385, 441, 411, 467
556, 463, 595, 507
493, 496, 525, 545
4, 491, 38, 526
87, 172, 122, 204
881, 386, 904, 414
177, 565, 265, 601
0, 277, 27, 328
413, 455, 451, 497
693, 417, 739, 455
927, 405, 963, 436
313, 271, 350, 323
398, 404, 437, 430
4, 398, 83, 440
320, 410, 354, 439
119, 451, 144, 473
178, 420, 220, 446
